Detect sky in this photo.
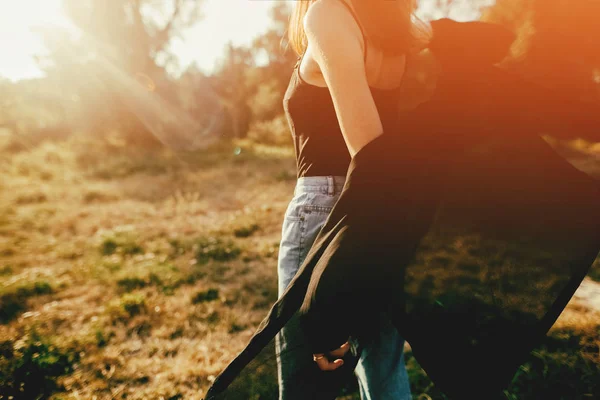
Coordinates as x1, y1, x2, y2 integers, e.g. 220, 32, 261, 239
0, 0, 276, 82
0, 0, 493, 82
0, 0, 70, 81
169, 0, 275, 75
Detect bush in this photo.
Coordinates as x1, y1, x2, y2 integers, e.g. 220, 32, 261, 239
246, 115, 292, 146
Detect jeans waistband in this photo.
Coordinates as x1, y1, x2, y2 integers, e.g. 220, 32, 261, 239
295, 176, 346, 196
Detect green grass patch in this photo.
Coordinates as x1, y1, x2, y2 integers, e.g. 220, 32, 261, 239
274, 169, 295, 182
233, 223, 261, 238
211, 341, 280, 400
405, 350, 448, 399
99, 231, 144, 256
191, 288, 220, 304
95, 329, 112, 348
113, 262, 203, 295
116, 276, 148, 292
0, 331, 79, 399
0, 265, 13, 275
195, 237, 241, 264
101, 238, 118, 255
587, 258, 600, 282
0, 281, 54, 323
106, 293, 147, 323
206, 311, 220, 325
168, 237, 192, 258
228, 322, 247, 334
403, 328, 600, 400
506, 329, 600, 399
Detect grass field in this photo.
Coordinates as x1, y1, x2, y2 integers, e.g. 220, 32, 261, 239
0, 136, 599, 399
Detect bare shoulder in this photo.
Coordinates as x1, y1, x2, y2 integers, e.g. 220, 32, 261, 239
303, 0, 363, 56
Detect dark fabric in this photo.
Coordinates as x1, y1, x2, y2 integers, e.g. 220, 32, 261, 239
283, 0, 404, 179
205, 19, 600, 400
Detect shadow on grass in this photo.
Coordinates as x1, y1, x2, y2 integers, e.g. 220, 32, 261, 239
0, 281, 53, 324
0, 330, 79, 399
405, 327, 600, 400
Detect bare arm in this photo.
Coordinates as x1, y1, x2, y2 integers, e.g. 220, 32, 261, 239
303, 0, 384, 157
301, 0, 385, 371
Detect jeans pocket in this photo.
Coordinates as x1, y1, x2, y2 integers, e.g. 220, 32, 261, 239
283, 192, 308, 222
278, 200, 307, 295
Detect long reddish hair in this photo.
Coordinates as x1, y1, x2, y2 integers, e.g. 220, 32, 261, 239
288, 0, 431, 57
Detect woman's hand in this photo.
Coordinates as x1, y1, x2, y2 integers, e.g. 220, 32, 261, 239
312, 339, 351, 371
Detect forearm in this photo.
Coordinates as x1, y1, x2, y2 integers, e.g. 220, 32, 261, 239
296, 132, 441, 354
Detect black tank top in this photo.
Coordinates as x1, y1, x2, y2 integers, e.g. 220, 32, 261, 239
283, 0, 406, 178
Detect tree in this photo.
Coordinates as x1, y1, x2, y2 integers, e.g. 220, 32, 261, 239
36, 0, 205, 147
248, 3, 298, 123
61, 0, 203, 89
209, 43, 256, 139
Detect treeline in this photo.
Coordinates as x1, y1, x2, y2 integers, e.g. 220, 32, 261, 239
0, 0, 598, 152
0, 0, 297, 151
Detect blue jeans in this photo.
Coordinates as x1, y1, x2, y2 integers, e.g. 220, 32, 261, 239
275, 176, 412, 400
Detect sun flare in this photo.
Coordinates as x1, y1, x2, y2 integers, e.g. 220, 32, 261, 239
0, 0, 71, 80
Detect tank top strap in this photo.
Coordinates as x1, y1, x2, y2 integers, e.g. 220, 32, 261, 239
333, 0, 368, 63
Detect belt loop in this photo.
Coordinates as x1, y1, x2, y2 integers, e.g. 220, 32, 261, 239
327, 176, 334, 196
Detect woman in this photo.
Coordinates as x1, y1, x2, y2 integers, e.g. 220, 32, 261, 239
205, 9, 600, 400
275, 1, 431, 399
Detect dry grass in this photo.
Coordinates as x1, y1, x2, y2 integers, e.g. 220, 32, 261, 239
0, 137, 294, 399
0, 137, 598, 400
